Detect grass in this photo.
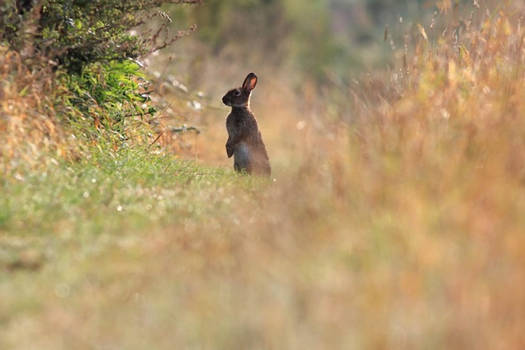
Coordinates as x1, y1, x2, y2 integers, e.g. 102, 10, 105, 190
0, 146, 267, 347
1, 146, 250, 235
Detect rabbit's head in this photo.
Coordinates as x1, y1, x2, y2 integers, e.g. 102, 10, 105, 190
222, 73, 258, 108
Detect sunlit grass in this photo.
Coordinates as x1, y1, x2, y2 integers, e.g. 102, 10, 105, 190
0, 146, 268, 346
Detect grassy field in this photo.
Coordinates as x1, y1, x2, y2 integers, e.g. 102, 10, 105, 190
0, 147, 267, 348
2, 1, 525, 349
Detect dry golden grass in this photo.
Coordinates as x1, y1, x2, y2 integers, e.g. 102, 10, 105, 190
2, 3, 525, 350
0, 46, 78, 171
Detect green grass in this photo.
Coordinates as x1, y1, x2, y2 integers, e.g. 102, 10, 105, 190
1, 149, 234, 236
0, 146, 266, 343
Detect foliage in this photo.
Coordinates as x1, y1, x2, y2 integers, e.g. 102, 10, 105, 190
169, 0, 431, 83
0, 44, 76, 170
0, 0, 200, 72
0, 0, 200, 156
170, 0, 343, 81
59, 59, 156, 140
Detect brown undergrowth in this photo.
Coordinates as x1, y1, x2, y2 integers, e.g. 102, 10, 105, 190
0, 46, 77, 171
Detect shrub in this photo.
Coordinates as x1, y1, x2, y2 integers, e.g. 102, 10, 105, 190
0, 0, 201, 150
0, 0, 201, 72
59, 59, 156, 141
0, 45, 76, 170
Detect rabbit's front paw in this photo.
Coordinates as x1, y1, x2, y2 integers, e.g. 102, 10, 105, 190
226, 142, 234, 158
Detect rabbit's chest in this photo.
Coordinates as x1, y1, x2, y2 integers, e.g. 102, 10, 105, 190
226, 114, 257, 136
226, 115, 243, 135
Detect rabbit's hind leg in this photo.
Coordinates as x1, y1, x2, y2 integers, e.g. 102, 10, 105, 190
234, 143, 252, 174
252, 152, 271, 176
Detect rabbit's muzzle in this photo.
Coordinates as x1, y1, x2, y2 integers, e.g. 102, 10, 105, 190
222, 96, 230, 106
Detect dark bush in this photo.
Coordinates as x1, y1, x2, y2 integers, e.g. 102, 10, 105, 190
1, 0, 200, 72
0, 0, 200, 138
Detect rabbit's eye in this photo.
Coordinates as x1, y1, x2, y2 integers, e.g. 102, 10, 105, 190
234, 90, 241, 96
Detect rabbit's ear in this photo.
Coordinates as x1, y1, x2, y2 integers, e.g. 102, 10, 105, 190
242, 73, 258, 91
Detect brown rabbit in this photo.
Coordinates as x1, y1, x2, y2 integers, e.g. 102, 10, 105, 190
222, 73, 271, 176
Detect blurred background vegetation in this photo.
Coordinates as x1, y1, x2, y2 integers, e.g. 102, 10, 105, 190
164, 0, 432, 87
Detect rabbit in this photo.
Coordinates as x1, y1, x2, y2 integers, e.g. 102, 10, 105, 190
222, 73, 271, 176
